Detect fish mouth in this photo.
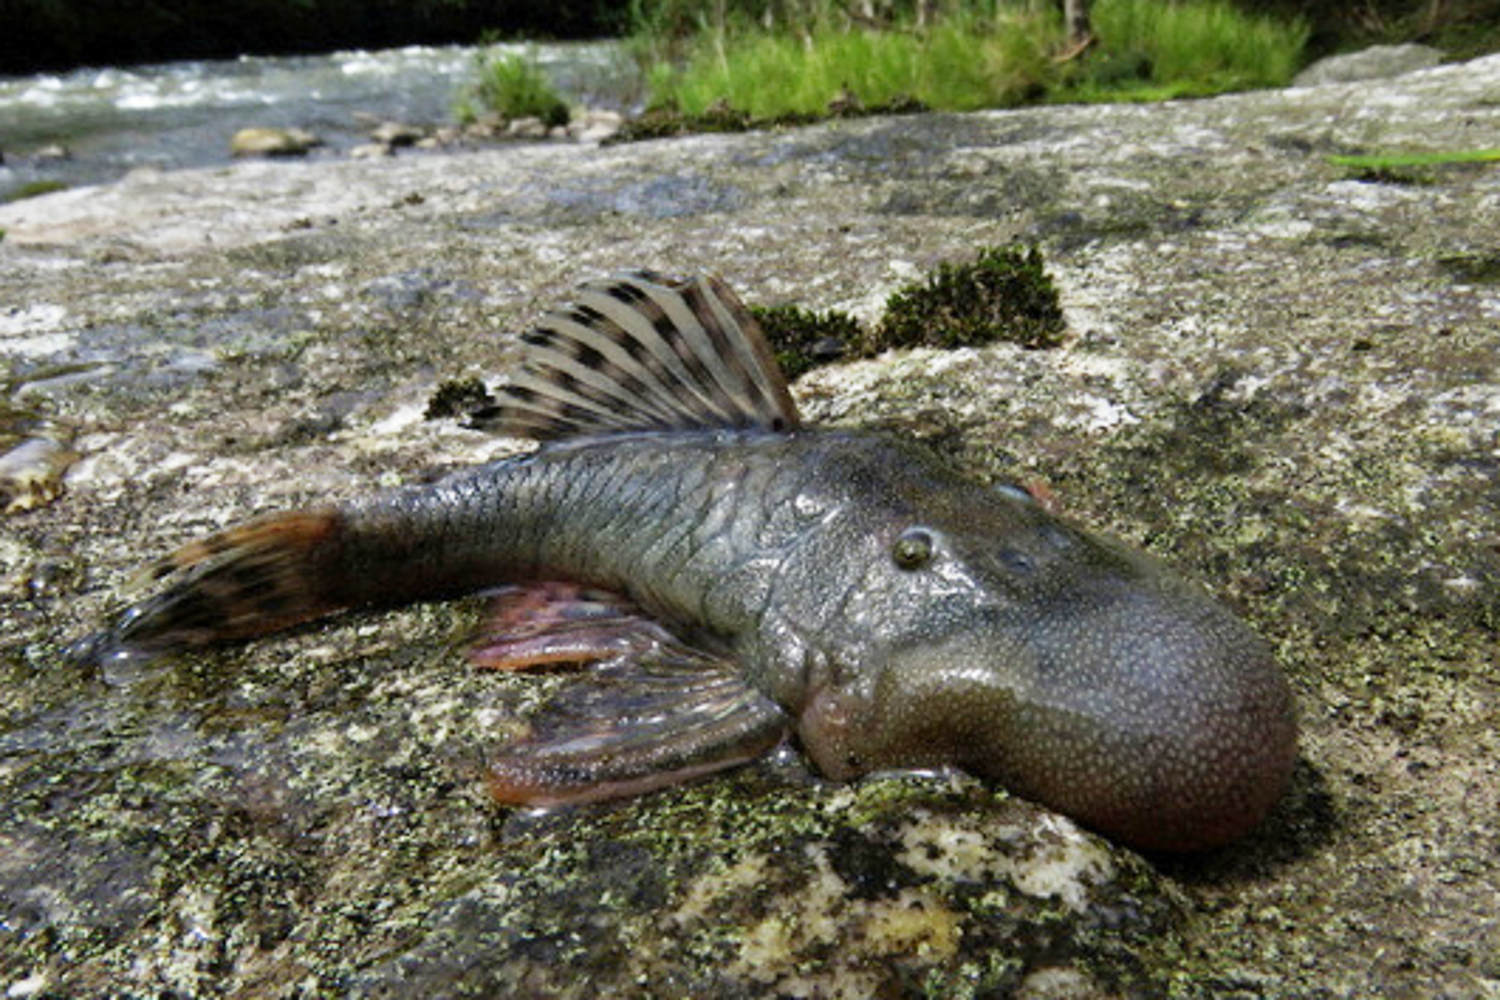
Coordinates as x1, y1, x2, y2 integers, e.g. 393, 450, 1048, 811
986, 579, 1298, 852
865, 571, 1298, 852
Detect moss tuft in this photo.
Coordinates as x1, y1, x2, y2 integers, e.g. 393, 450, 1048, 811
869, 245, 1066, 354
425, 376, 494, 420
4, 179, 69, 203
746, 246, 1065, 381
749, 303, 864, 380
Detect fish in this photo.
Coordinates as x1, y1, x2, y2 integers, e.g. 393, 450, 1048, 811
77, 270, 1296, 852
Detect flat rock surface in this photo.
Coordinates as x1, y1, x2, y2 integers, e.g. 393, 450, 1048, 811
3, 54, 1499, 998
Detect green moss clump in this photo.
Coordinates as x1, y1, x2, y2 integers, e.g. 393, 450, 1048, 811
454, 49, 569, 128
4, 179, 69, 203
869, 245, 1066, 353
424, 376, 494, 420
749, 303, 864, 380
747, 246, 1066, 380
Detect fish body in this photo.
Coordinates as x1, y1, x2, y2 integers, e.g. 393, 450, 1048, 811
83, 272, 1295, 852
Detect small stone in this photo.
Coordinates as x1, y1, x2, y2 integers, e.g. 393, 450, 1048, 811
571, 109, 624, 143
230, 126, 320, 157
370, 121, 424, 147
348, 143, 392, 160
506, 117, 547, 139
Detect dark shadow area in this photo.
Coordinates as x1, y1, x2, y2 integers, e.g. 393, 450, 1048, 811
1152, 755, 1339, 884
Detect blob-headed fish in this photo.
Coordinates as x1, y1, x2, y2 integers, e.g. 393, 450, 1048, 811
80, 271, 1295, 852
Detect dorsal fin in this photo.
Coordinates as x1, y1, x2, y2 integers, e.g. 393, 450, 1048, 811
469, 271, 801, 440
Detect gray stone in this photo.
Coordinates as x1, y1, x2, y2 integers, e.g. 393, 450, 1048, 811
369, 121, 425, 147
1293, 42, 1446, 85
229, 125, 321, 157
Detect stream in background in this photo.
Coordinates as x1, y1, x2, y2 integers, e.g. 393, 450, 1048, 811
0, 41, 638, 201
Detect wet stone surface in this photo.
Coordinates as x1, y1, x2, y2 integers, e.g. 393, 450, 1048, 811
2, 54, 1499, 998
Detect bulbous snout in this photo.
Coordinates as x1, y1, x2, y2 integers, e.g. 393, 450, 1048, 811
982, 573, 1297, 852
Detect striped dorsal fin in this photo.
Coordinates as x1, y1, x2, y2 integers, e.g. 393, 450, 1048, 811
470, 271, 801, 440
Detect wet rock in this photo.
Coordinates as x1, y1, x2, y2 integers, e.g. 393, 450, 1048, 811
349, 142, 392, 160
230, 126, 321, 157
1293, 43, 1446, 85
343, 777, 1181, 997
569, 108, 623, 143
369, 121, 425, 147
506, 116, 549, 140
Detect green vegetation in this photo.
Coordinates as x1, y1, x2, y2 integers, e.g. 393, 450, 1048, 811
454, 48, 570, 126
750, 304, 864, 379
1327, 149, 1500, 169
644, 8, 1055, 117
424, 376, 494, 420
1060, 0, 1310, 101
1328, 148, 1500, 184
751, 245, 1065, 379
873, 244, 1066, 352
635, 0, 1309, 121
2, 179, 69, 203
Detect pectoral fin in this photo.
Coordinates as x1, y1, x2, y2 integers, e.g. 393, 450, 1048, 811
475, 583, 788, 805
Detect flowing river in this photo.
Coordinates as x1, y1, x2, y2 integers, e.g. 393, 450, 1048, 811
0, 40, 638, 201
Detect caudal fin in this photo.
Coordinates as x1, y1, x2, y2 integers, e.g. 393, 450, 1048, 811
73, 510, 347, 664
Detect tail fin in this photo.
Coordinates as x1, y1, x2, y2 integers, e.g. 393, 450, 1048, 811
75, 510, 347, 664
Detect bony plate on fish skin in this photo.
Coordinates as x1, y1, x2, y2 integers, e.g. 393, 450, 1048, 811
77, 270, 1296, 853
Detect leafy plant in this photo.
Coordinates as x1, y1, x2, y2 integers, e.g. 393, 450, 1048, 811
454, 48, 570, 127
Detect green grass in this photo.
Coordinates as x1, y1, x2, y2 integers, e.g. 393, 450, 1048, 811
640, 0, 1309, 119
1327, 149, 1500, 185
649, 8, 1060, 117
1058, 0, 1309, 101
1327, 149, 1500, 169
454, 48, 569, 127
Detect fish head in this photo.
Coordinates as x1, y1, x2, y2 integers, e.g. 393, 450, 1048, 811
795, 473, 1296, 853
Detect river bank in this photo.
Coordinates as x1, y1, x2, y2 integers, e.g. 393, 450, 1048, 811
2, 52, 1498, 997
0, 40, 637, 202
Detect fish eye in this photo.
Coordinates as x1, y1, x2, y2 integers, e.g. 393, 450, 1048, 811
891, 527, 935, 571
